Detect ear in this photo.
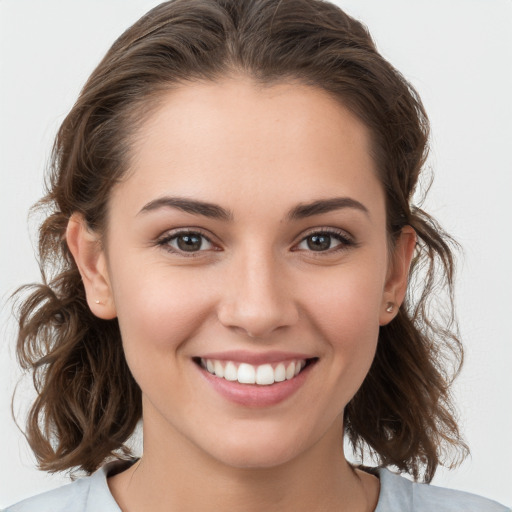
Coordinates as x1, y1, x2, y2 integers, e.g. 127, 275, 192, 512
379, 225, 416, 326
65, 213, 117, 319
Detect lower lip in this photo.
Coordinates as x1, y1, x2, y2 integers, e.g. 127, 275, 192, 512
196, 361, 315, 407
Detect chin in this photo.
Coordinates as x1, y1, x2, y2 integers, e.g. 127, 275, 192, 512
196, 421, 317, 470
210, 443, 300, 470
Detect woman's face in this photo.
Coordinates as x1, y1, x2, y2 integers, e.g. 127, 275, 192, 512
83, 77, 411, 468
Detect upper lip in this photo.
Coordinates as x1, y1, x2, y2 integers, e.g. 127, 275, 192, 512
196, 350, 315, 365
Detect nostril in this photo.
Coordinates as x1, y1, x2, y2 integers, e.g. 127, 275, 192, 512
216, 292, 300, 339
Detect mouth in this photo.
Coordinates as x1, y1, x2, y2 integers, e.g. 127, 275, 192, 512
193, 357, 318, 386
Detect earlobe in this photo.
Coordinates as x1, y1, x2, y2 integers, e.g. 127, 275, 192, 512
65, 213, 117, 320
379, 226, 417, 326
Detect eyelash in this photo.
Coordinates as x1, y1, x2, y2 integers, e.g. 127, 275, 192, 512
156, 229, 217, 258
156, 227, 356, 257
293, 228, 356, 254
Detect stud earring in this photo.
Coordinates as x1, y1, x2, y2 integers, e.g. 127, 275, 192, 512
385, 302, 394, 313
95, 300, 102, 305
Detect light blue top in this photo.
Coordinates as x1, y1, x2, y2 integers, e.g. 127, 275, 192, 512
3, 459, 510, 512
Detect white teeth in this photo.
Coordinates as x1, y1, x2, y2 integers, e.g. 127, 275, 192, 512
274, 363, 286, 382
285, 362, 296, 380
256, 364, 274, 385
200, 358, 308, 385
224, 361, 238, 381
238, 363, 256, 384
214, 360, 224, 378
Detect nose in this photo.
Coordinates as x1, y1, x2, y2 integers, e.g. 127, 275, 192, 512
216, 249, 299, 339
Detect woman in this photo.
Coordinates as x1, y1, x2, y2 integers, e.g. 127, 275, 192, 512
4, 0, 509, 510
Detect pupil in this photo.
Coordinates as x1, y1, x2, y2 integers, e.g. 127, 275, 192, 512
177, 234, 202, 252
307, 234, 331, 251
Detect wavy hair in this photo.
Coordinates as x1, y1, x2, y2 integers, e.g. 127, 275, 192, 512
14, 0, 467, 481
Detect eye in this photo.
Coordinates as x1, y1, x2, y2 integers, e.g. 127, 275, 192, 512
157, 230, 215, 254
295, 229, 354, 252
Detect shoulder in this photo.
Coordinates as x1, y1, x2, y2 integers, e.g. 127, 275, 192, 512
2, 460, 135, 512
3, 476, 93, 512
375, 468, 510, 512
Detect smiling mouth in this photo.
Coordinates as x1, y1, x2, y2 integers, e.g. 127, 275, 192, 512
194, 357, 318, 386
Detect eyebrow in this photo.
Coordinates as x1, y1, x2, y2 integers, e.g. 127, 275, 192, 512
286, 197, 369, 220
139, 196, 234, 221
138, 196, 369, 221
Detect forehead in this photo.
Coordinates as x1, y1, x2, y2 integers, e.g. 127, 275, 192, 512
114, 77, 383, 220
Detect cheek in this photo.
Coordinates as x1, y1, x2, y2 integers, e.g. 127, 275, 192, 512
301, 257, 386, 393
304, 258, 386, 339
109, 261, 215, 360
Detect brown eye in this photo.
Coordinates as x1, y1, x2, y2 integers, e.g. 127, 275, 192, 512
161, 232, 214, 253
306, 234, 335, 251
295, 230, 354, 253
176, 234, 204, 251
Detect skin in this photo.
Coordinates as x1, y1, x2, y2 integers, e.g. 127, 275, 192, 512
67, 76, 416, 512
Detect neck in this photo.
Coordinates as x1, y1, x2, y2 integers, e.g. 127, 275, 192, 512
108, 412, 377, 512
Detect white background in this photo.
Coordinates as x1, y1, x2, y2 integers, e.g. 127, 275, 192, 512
1, 0, 511, 508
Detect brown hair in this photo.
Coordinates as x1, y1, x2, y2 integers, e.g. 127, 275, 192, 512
14, 0, 467, 482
